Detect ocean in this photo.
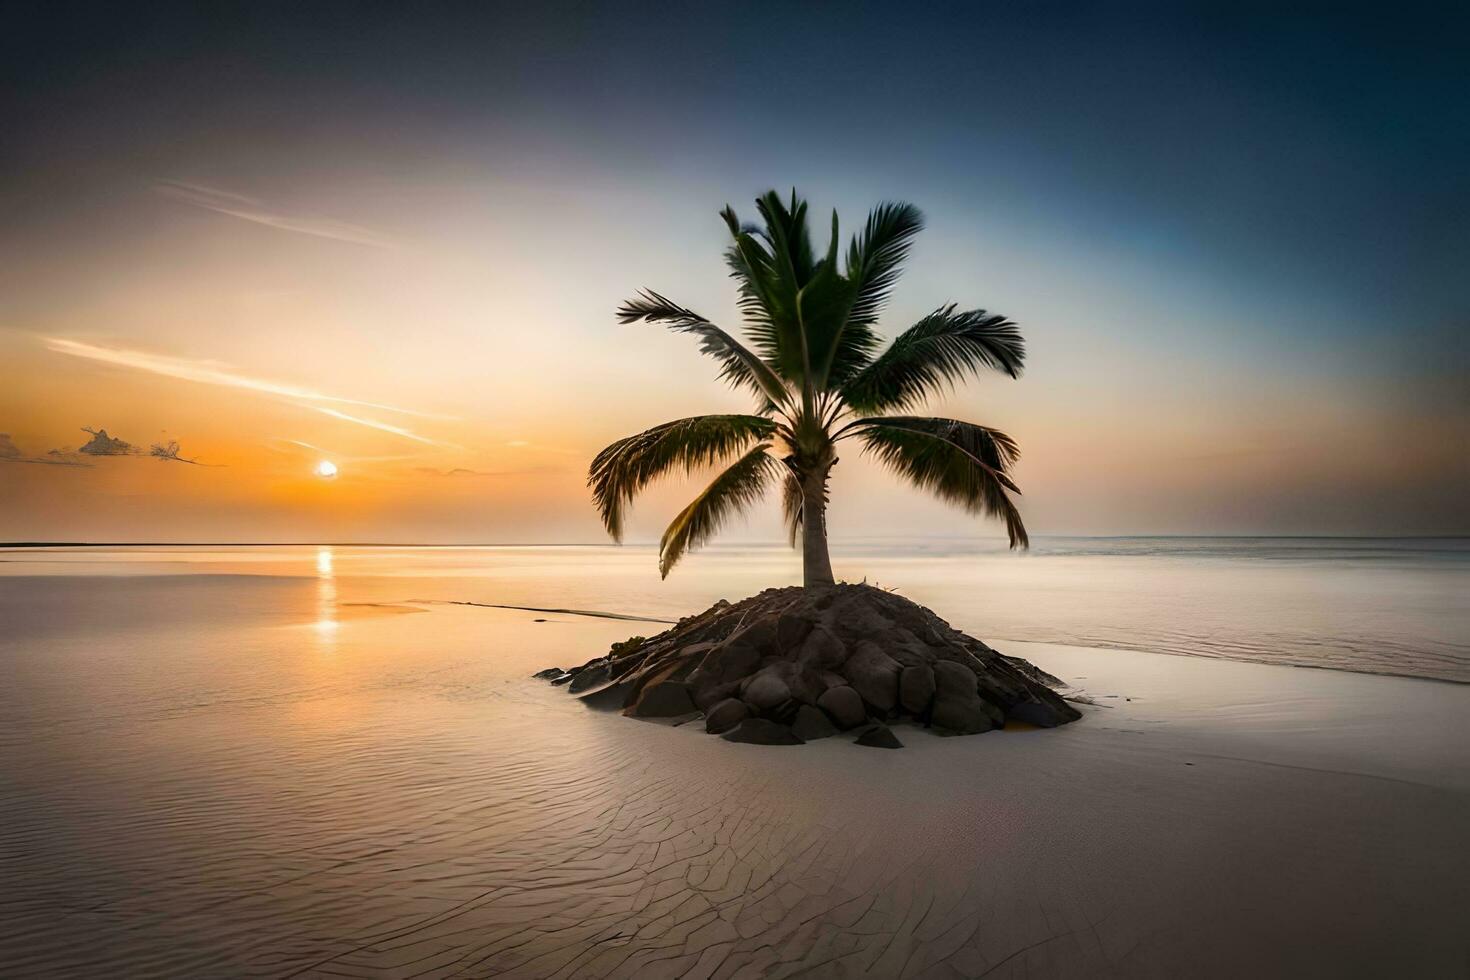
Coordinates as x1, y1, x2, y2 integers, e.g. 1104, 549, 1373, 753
3, 537, 1465, 685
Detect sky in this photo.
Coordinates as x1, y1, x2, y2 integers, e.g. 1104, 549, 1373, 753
1, 2, 1466, 543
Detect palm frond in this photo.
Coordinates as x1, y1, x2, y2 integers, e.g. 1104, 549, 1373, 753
755, 190, 816, 286
721, 203, 805, 380
840, 305, 1025, 414
845, 202, 924, 328
857, 419, 1028, 548
659, 444, 781, 577
589, 415, 778, 541
813, 201, 925, 389
843, 416, 1020, 470
617, 290, 791, 409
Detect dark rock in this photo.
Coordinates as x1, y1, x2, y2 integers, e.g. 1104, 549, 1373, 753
729, 619, 778, 656
1008, 696, 1083, 728
855, 723, 904, 748
885, 599, 930, 634
931, 661, 994, 735
609, 635, 646, 658
679, 641, 717, 660
704, 642, 760, 682
554, 582, 1080, 747
705, 698, 749, 734
886, 641, 934, 668
791, 704, 838, 740
532, 667, 564, 680
689, 674, 741, 711
787, 668, 828, 705
744, 671, 792, 712
1003, 654, 1066, 688
899, 665, 936, 715
577, 679, 634, 710
816, 685, 867, 729
841, 641, 901, 712
764, 698, 801, 724
797, 628, 847, 670
629, 680, 696, 718
981, 698, 1007, 726
567, 662, 610, 694
829, 598, 893, 641
775, 611, 813, 651
721, 718, 804, 745
817, 670, 848, 690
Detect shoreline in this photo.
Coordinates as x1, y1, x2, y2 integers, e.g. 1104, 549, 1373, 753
432, 596, 1470, 687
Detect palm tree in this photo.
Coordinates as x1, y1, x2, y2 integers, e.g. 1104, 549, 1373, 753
590, 190, 1028, 587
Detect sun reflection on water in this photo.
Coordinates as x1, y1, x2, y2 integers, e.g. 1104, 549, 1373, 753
315, 546, 338, 640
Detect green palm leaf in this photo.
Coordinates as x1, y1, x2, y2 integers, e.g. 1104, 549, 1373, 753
813, 201, 926, 390
721, 203, 806, 380
659, 444, 781, 577
856, 418, 1028, 548
616, 290, 792, 409
845, 415, 1020, 470
841, 305, 1025, 413
589, 415, 778, 541
845, 202, 924, 329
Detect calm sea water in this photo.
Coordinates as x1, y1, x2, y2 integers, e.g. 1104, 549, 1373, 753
3, 537, 1466, 682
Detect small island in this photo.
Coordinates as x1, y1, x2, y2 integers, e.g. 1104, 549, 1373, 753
540, 583, 1079, 747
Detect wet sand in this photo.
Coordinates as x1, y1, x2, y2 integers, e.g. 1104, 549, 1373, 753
1, 596, 1466, 978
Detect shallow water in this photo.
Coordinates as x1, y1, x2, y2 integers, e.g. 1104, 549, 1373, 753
4, 537, 1465, 681
0, 543, 1466, 977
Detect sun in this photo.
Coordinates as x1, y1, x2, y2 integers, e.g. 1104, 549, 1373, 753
315, 460, 338, 479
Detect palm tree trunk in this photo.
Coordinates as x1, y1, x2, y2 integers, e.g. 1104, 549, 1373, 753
801, 468, 835, 588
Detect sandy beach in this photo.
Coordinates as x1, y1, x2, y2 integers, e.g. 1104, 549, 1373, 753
2, 560, 1465, 978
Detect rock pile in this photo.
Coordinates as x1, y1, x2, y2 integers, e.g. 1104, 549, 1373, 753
536, 584, 1081, 748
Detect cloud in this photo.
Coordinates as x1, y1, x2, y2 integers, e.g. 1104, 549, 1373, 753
149, 440, 207, 465
414, 465, 562, 477
43, 338, 444, 419
155, 181, 397, 249
45, 338, 454, 444
78, 427, 133, 455
11, 427, 212, 466
0, 432, 91, 467
503, 440, 580, 456
312, 407, 446, 446
269, 438, 419, 462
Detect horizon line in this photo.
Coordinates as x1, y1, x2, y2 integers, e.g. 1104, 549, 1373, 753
2, 534, 1467, 549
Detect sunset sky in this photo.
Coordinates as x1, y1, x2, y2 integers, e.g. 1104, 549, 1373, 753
2, 3, 1466, 543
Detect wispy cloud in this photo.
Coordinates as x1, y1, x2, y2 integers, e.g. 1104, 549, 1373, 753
503, 440, 581, 456
414, 465, 562, 477
270, 438, 420, 462
312, 407, 445, 446
0, 432, 90, 467
155, 181, 397, 249
0, 455, 92, 467
44, 338, 448, 420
